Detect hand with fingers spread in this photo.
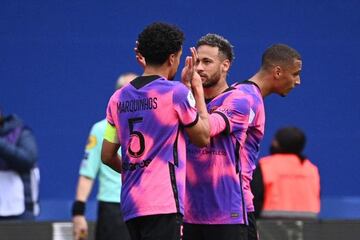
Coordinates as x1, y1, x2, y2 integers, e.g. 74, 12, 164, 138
181, 47, 200, 89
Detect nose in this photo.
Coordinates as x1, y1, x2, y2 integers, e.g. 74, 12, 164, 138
295, 77, 301, 86
195, 61, 204, 72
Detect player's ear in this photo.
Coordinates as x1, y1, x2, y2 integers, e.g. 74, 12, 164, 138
273, 65, 282, 79
221, 59, 231, 73
168, 53, 176, 66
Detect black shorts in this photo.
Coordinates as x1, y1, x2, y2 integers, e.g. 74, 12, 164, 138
126, 213, 183, 240
247, 212, 259, 240
183, 222, 248, 240
96, 201, 130, 240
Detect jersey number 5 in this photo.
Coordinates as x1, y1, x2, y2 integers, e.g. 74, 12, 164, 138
128, 117, 145, 158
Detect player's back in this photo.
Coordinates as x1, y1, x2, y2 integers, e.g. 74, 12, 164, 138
106, 75, 198, 221
233, 81, 265, 171
233, 80, 266, 212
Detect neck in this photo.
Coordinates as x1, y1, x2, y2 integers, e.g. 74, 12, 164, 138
143, 64, 171, 80
204, 77, 229, 99
248, 70, 272, 98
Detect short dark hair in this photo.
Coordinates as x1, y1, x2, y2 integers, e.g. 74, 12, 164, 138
274, 126, 306, 160
261, 44, 301, 70
196, 33, 234, 62
137, 22, 184, 65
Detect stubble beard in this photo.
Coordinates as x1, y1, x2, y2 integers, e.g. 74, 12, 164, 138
202, 71, 221, 89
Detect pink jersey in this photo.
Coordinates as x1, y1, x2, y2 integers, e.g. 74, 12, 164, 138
106, 75, 198, 221
184, 88, 250, 224
233, 81, 265, 212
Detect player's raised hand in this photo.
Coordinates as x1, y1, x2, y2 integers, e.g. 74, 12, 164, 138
189, 47, 202, 89
181, 56, 192, 88
181, 47, 200, 89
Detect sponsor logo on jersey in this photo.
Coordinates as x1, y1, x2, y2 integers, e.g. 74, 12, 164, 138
86, 136, 97, 150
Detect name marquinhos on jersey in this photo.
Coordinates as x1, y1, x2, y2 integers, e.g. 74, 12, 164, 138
117, 97, 158, 113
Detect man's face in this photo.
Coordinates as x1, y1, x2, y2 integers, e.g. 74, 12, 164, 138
275, 59, 302, 96
195, 45, 225, 88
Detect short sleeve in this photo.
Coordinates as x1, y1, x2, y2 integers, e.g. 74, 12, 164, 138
212, 91, 251, 136
106, 91, 118, 126
79, 123, 102, 179
173, 84, 199, 127
209, 113, 227, 137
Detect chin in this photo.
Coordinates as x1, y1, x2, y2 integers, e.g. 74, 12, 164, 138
278, 92, 288, 97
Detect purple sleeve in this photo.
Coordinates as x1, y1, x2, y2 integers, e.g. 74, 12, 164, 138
212, 92, 250, 135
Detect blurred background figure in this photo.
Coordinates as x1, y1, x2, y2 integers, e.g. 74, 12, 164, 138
71, 72, 137, 240
252, 126, 321, 219
0, 106, 39, 220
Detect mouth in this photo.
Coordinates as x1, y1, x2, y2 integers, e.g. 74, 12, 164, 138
199, 74, 207, 81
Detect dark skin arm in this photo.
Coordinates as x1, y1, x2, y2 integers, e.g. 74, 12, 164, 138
101, 139, 122, 173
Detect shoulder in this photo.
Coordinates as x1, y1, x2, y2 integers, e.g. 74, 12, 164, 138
259, 155, 277, 165
92, 119, 107, 131
6, 114, 24, 127
88, 119, 107, 139
108, 88, 124, 103
172, 81, 191, 99
172, 81, 189, 92
224, 89, 252, 113
304, 159, 319, 171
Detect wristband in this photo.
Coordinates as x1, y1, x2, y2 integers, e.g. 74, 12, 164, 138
71, 200, 86, 216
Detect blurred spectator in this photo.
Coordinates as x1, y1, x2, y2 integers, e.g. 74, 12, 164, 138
71, 73, 137, 240
0, 107, 39, 220
252, 126, 320, 219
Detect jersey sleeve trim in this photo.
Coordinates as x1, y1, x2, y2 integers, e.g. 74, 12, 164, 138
183, 113, 199, 128
212, 111, 230, 135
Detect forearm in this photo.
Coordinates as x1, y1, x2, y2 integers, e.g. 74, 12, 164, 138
75, 176, 94, 202
191, 84, 210, 145
104, 154, 122, 173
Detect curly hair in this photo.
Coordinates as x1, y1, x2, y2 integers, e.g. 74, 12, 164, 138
137, 22, 184, 65
261, 44, 301, 70
196, 33, 234, 62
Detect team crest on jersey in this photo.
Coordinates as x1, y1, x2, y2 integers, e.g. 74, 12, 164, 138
187, 91, 196, 108
86, 135, 97, 150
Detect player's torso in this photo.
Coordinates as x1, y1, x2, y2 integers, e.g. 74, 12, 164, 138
113, 76, 189, 220
185, 89, 247, 224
